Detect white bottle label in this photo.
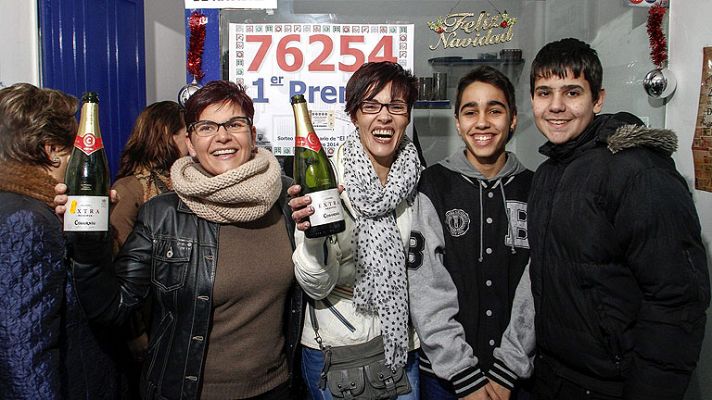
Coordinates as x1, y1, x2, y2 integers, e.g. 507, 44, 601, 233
63, 195, 109, 231
309, 188, 344, 227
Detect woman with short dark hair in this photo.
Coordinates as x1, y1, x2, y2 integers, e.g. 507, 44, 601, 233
289, 61, 423, 399
57, 80, 305, 399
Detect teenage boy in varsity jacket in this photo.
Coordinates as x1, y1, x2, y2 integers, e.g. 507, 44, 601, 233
408, 66, 535, 400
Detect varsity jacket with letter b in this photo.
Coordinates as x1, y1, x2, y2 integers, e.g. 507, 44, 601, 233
408, 150, 535, 396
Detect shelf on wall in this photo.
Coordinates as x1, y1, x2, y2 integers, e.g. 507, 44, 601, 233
428, 56, 525, 66
414, 100, 451, 109
427, 56, 526, 86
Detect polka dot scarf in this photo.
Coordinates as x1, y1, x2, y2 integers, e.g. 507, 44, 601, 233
342, 131, 421, 368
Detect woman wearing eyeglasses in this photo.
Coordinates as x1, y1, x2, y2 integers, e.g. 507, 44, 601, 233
288, 61, 422, 399
55, 80, 305, 399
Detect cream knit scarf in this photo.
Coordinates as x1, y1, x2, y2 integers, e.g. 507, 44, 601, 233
171, 148, 282, 223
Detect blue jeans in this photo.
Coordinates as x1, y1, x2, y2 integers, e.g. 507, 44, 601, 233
301, 346, 420, 400
420, 373, 457, 400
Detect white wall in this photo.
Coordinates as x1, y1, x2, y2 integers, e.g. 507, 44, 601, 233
508, 1, 666, 171
667, 2, 712, 399
0, 1, 39, 86
144, 0, 187, 103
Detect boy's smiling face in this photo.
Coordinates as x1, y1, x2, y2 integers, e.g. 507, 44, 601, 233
531, 69, 605, 145
455, 81, 516, 174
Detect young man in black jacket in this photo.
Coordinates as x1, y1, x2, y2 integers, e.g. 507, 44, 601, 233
528, 38, 709, 400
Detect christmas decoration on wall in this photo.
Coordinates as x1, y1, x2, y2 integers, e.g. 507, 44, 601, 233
426, 10, 517, 51
178, 11, 207, 108
627, 0, 669, 8
426, 0, 517, 51
692, 47, 712, 192
643, 3, 676, 98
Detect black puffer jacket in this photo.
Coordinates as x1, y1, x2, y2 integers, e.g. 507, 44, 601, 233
71, 176, 304, 399
528, 113, 709, 399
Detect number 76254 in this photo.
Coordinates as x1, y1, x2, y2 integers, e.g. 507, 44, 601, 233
246, 34, 397, 73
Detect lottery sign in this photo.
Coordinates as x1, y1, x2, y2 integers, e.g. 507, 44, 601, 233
229, 23, 414, 156
184, 0, 277, 9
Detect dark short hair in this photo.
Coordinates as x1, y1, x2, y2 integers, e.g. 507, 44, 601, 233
117, 101, 185, 178
0, 83, 77, 168
530, 38, 603, 102
344, 62, 418, 121
184, 80, 254, 131
455, 66, 517, 118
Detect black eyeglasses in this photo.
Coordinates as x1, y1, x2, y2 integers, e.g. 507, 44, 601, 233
188, 116, 252, 137
359, 101, 409, 115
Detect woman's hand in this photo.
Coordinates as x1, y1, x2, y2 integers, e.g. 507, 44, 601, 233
287, 184, 344, 232
127, 333, 149, 363
287, 184, 314, 232
54, 183, 69, 216
54, 183, 119, 216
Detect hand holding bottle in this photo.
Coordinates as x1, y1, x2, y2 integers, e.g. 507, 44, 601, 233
55, 182, 118, 264
291, 95, 345, 238
287, 183, 344, 232
55, 183, 119, 217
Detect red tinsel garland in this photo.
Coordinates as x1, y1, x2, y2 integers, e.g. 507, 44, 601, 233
646, 4, 667, 68
187, 11, 207, 80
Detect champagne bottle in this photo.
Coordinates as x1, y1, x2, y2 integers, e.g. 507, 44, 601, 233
63, 92, 110, 241
291, 94, 345, 238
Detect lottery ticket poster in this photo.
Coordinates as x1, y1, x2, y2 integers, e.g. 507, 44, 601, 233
229, 23, 415, 156
184, 0, 277, 9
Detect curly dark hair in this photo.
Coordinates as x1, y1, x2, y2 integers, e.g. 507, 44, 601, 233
0, 83, 77, 168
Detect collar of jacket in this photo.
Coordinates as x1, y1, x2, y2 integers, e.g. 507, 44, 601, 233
538, 112, 676, 162
176, 198, 195, 214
